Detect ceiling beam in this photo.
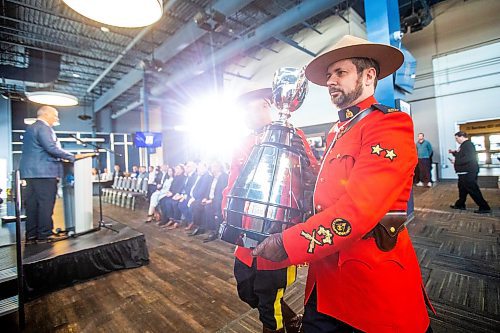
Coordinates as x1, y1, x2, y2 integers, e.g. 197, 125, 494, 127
86, 0, 182, 94
151, 0, 340, 97
93, 0, 254, 113
275, 34, 316, 57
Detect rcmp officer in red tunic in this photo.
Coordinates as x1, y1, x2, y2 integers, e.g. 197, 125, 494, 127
252, 35, 434, 332
222, 88, 318, 333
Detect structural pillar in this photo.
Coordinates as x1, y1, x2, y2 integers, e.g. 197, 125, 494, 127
364, 0, 401, 107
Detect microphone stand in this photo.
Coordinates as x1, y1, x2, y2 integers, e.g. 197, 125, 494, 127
70, 134, 119, 234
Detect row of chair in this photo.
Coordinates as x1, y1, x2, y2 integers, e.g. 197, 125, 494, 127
101, 176, 148, 210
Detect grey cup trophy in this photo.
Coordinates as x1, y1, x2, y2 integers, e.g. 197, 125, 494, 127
221, 67, 316, 248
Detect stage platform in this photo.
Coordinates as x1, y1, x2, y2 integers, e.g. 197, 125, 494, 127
23, 221, 149, 299
0, 200, 149, 300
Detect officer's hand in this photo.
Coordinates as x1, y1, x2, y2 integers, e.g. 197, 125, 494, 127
251, 233, 288, 262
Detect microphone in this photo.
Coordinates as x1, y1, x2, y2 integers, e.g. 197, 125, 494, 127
69, 134, 87, 147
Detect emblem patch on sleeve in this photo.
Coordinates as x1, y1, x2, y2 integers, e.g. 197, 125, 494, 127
331, 218, 352, 237
300, 225, 335, 254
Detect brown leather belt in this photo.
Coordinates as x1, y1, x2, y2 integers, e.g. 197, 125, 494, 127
363, 211, 407, 251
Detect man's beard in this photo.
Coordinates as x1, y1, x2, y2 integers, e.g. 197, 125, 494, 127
330, 76, 364, 109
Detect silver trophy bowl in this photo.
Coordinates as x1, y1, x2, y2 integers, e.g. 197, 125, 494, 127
272, 67, 309, 120
221, 67, 315, 248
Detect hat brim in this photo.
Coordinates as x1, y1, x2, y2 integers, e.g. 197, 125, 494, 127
237, 88, 272, 103
305, 44, 404, 86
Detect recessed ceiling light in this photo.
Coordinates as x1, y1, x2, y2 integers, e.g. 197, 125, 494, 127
100, 26, 110, 32
72, 73, 81, 78
63, 0, 163, 28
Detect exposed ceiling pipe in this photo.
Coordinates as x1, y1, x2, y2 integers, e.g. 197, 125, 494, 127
93, 0, 253, 113
111, 100, 143, 119
151, 0, 340, 97
86, 0, 181, 94
112, 0, 342, 120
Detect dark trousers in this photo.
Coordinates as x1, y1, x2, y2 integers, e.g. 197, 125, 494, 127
178, 198, 193, 223
25, 178, 58, 239
303, 288, 433, 333
191, 200, 205, 228
417, 158, 431, 183
455, 173, 490, 210
203, 202, 221, 233
234, 258, 296, 330
147, 184, 157, 200
159, 197, 181, 222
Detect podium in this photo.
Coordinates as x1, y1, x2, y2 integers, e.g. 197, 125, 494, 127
62, 157, 93, 233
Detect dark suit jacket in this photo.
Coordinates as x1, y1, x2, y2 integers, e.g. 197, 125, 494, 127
20, 120, 75, 179
181, 172, 198, 196
169, 175, 186, 194
213, 172, 228, 216
191, 173, 213, 201
452, 140, 479, 174
155, 171, 164, 185
112, 170, 123, 179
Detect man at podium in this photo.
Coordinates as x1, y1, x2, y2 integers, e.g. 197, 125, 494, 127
19, 105, 94, 243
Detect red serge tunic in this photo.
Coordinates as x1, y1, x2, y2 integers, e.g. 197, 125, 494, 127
282, 96, 432, 332
222, 128, 318, 270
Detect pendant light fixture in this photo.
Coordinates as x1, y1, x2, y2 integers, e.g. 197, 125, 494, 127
63, 0, 163, 28
26, 51, 79, 107
26, 91, 78, 106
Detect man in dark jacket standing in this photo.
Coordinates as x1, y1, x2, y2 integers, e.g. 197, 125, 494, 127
19, 106, 94, 242
449, 131, 491, 214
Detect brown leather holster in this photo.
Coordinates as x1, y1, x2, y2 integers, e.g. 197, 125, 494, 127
363, 212, 407, 251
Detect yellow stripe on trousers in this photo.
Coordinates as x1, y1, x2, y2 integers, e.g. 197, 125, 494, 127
273, 265, 297, 330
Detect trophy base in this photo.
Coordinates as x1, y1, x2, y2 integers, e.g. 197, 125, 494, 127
220, 224, 268, 248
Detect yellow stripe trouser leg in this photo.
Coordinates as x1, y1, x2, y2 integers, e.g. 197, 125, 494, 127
273, 266, 297, 330
286, 265, 297, 287
273, 287, 285, 330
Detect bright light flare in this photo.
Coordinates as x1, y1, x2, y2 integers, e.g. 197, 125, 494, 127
182, 93, 249, 161
63, 0, 162, 28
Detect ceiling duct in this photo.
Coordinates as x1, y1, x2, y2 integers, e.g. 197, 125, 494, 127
0, 49, 61, 85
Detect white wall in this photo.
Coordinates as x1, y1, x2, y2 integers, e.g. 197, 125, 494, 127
403, 0, 500, 178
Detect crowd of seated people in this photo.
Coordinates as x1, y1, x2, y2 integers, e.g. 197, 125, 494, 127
143, 160, 229, 243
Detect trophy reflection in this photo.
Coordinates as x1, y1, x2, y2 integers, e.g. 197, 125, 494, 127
221, 67, 316, 248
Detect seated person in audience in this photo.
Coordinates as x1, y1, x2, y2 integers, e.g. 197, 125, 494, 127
145, 166, 174, 223
100, 168, 113, 181
138, 166, 148, 180
154, 165, 164, 185
186, 161, 214, 236
91, 167, 100, 181
130, 165, 139, 178
160, 161, 196, 228
112, 164, 123, 179
201, 161, 229, 242
147, 165, 158, 199
160, 164, 188, 229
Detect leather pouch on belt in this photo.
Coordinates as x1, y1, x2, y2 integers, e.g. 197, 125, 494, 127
363, 214, 406, 251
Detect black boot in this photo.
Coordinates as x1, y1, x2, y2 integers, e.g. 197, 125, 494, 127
281, 300, 303, 333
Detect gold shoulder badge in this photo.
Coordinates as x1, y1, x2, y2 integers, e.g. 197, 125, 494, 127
331, 218, 351, 237
345, 109, 354, 118
387, 108, 399, 113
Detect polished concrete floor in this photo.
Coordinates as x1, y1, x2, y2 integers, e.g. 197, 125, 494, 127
3, 182, 499, 332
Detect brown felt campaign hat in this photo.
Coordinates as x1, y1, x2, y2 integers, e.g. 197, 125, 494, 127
305, 35, 404, 86
237, 88, 272, 104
